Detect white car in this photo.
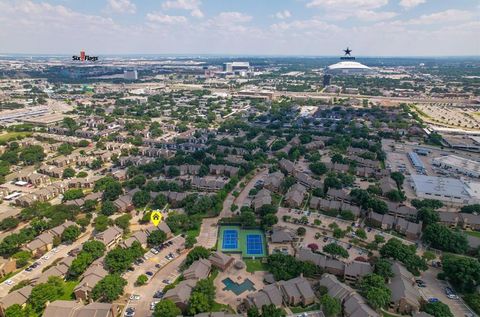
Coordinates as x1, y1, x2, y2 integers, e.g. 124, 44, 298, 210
150, 301, 160, 310
52, 247, 59, 253
447, 294, 459, 299
129, 294, 141, 300
42, 255, 50, 260
150, 248, 159, 255
4, 280, 14, 285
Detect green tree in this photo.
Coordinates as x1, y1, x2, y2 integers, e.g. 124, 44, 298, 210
12, 251, 31, 268
63, 189, 84, 201
153, 194, 168, 209
153, 300, 181, 317
374, 259, 394, 280
62, 167, 75, 179
355, 228, 367, 239
441, 254, 480, 292
240, 211, 257, 227
310, 162, 327, 175
390, 171, 405, 187
380, 238, 427, 276
58, 143, 74, 156
297, 227, 306, 236
261, 304, 286, 317
267, 254, 319, 281
321, 294, 341, 317
464, 293, 480, 316
186, 246, 210, 266
358, 274, 391, 309
422, 301, 453, 317
136, 274, 148, 286
101, 200, 118, 216
28, 276, 65, 313
94, 214, 110, 232
187, 292, 210, 315
422, 223, 468, 254
82, 240, 106, 259
61, 225, 81, 243
19, 145, 45, 165
114, 214, 131, 231
92, 274, 127, 302
132, 190, 151, 208
323, 243, 349, 259
417, 207, 440, 227
185, 235, 197, 248
461, 204, 480, 214
102, 180, 123, 201
147, 230, 167, 247
5, 304, 24, 317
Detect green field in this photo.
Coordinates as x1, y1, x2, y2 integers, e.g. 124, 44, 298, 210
0, 132, 31, 142
217, 226, 267, 258
465, 230, 480, 238
245, 259, 268, 272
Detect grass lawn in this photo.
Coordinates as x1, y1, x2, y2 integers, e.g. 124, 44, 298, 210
464, 230, 480, 238
245, 259, 267, 273
59, 280, 79, 300
187, 228, 200, 239
290, 303, 320, 314
0, 132, 31, 142
211, 302, 235, 313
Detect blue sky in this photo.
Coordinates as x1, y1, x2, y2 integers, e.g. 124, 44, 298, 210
0, 0, 478, 56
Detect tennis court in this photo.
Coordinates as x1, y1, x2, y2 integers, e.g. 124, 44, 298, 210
218, 226, 266, 258
222, 229, 239, 249
246, 234, 263, 255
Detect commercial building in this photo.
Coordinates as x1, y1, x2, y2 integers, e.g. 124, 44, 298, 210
223, 62, 250, 73
410, 175, 480, 205
124, 70, 138, 80
432, 155, 480, 178
407, 152, 426, 174
326, 61, 374, 75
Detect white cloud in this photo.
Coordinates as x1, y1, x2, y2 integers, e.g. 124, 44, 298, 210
356, 10, 397, 21
106, 0, 136, 14
162, 0, 204, 18
275, 10, 292, 19
215, 12, 252, 24
146, 12, 187, 24
399, 0, 426, 9
306, 0, 388, 10
402, 9, 474, 25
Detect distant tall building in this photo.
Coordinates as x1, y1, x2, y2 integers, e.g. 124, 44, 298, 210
124, 70, 138, 80
323, 74, 331, 86
223, 62, 250, 73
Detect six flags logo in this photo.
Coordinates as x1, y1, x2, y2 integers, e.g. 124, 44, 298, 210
72, 50, 98, 62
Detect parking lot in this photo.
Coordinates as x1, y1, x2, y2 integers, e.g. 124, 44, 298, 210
418, 267, 477, 317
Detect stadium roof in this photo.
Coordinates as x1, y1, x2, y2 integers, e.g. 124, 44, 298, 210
327, 61, 371, 70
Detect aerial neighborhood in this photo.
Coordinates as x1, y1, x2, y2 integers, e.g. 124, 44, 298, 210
0, 52, 479, 317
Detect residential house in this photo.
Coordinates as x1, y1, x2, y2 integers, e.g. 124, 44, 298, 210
388, 262, 422, 314
296, 248, 345, 276
183, 258, 211, 281
191, 177, 227, 191
244, 283, 283, 309
95, 226, 123, 250
284, 183, 306, 208
163, 279, 197, 311
120, 231, 148, 249
208, 251, 235, 271
264, 171, 284, 193
32, 256, 74, 285
0, 286, 33, 317
320, 274, 379, 317
278, 276, 316, 306
252, 189, 272, 211
0, 258, 16, 278
344, 261, 373, 284
25, 232, 54, 257
74, 258, 108, 301
380, 177, 398, 195
42, 300, 117, 317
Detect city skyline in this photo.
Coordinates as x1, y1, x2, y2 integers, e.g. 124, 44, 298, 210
0, 0, 479, 56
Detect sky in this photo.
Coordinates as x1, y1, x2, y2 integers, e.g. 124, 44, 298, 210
0, 0, 479, 56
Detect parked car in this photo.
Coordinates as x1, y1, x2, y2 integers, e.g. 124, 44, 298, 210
146, 271, 153, 276
153, 291, 164, 299
124, 307, 135, 317
150, 301, 160, 310
428, 298, 439, 303
163, 279, 171, 284
150, 248, 159, 255
155, 264, 161, 268
129, 294, 141, 300
4, 279, 14, 285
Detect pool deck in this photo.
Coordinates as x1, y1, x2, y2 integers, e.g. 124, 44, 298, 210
213, 254, 267, 309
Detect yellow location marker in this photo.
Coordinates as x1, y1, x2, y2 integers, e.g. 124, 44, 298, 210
150, 211, 163, 227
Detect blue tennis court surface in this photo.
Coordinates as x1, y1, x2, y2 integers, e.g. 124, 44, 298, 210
246, 234, 263, 255
222, 229, 238, 249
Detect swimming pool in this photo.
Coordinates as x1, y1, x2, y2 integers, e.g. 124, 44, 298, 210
222, 277, 256, 295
